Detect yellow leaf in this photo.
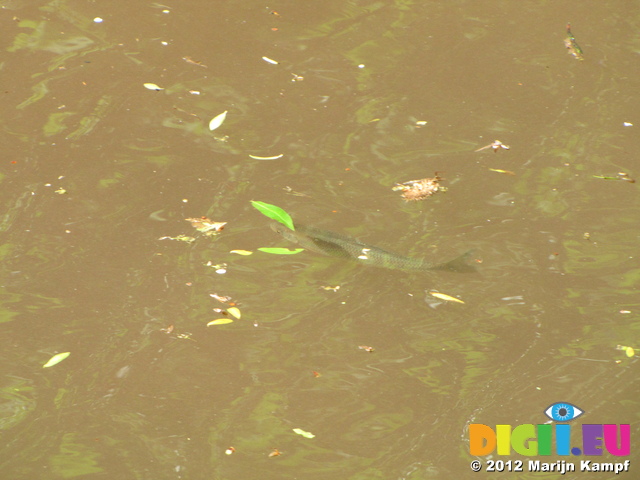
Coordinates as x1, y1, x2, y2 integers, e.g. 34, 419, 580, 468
227, 307, 241, 319
43, 352, 71, 368
230, 250, 253, 255
207, 319, 234, 326
429, 291, 465, 304
625, 346, 635, 357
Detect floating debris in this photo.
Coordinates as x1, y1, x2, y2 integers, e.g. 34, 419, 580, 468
593, 172, 635, 183
159, 234, 196, 243
616, 345, 635, 358
488, 168, 516, 176
230, 249, 253, 255
186, 217, 227, 235
320, 285, 340, 292
268, 449, 282, 457
210, 293, 233, 303
292, 428, 315, 439
207, 318, 234, 326
282, 186, 310, 197
475, 140, 510, 153
429, 291, 465, 304
358, 345, 375, 352
143, 83, 164, 91
43, 352, 71, 368
392, 173, 445, 202
182, 56, 207, 68
564, 23, 584, 60
209, 111, 228, 131
248, 154, 284, 160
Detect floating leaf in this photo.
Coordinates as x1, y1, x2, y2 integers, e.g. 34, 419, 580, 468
250, 200, 295, 231
207, 319, 234, 326
209, 110, 228, 131
43, 352, 70, 368
262, 56, 278, 65
143, 83, 164, 91
625, 346, 635, 357
230, 249, 253, 255
257, 247, 304, 255
429, 291, 465, 304
292, 428, 315, 439
227, 307, 241, 319
248, 154, 284, 160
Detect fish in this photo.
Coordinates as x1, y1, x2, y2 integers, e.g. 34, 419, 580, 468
270, 221, 476, 273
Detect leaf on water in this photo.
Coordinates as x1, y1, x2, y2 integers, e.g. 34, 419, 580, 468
292, 428, 315, 439
143, 83, 164, 91
257, 247, 304, 255
429, 291, 465, 304
230, 250, 253, 255
227, 307, 241, 319
250, 200, 295, 231
209, 110, 228, 131
43, 352, 70, 368
262, 56, 279, 65
207, 319, 234, 326
358, 345, 375, 352
248, 154, 284, 160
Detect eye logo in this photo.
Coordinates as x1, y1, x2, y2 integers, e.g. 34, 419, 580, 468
544, 402, 584, 422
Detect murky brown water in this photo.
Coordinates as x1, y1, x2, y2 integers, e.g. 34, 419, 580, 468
1, 1, 639, 479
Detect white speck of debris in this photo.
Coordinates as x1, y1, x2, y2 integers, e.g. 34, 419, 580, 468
262, 56, 278, 65
216, 268, 226, 274
623, 122, 633, 127
93, 17, 103, 23
162, 9, 170, 14
358, 64, 365, 68
161, 41, 168, 46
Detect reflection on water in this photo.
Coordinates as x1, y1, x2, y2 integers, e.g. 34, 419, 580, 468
1, 0, 639, 478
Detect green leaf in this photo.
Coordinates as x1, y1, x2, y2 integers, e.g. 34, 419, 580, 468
250, 201, 295, 231
257, 247, 304, 255
43, 352, 70, 368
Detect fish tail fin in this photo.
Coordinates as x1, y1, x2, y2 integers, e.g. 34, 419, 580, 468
431, 250, 477, 273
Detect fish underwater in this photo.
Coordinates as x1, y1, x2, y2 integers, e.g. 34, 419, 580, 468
270, 221, 476, 273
